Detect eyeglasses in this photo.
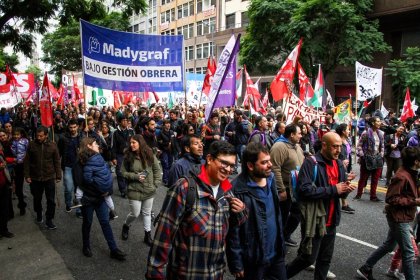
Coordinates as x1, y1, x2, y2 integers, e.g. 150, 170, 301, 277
215, 157, 236, 170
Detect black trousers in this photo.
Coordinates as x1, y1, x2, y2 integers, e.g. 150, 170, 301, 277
287, 227, 336, 280
14, 163, 26, 210
0, 186, 10, 233
279, 189, 301, 239
240, 256, 287, 280
30, 179, 56, 221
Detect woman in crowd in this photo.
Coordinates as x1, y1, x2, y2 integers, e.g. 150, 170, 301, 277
120, 134, 161, 246
77, 137, 126, 260
298, 122, 314, 156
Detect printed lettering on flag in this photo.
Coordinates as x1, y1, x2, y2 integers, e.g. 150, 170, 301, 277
355, 62, 382, 101
80, 20, 183, 92
283, 93, 326, 124
0, 72, 34, 100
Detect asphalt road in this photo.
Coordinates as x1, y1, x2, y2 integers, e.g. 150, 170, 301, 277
5, 162, 420, 280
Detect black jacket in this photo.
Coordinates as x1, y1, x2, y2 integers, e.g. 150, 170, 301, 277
297, 153, 348, 227
111, 126, 134, 158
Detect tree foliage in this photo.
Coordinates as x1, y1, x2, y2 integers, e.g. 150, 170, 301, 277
387, 47, 420, 101
42, 12, 130, 80
0, 48, 18, 71
0, 0, 147, 57
241, 0, 390, 79
25, 65, 43, 81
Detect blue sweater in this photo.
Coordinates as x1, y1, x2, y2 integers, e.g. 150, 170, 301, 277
83, 153, 113, 194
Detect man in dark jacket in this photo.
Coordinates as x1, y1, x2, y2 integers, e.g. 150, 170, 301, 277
227, 142, 286, 280
58, 119, 82, 213
157, 119, 175, 186
230, 110, 250, 161
111, 115, 135, 198
167, 135, 204, 187
24, 126, 62, 230
286, 132, 356, 279
357, 146, 420, 280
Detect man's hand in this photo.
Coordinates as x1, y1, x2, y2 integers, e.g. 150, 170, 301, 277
229, 197, 245, 213
336, 182, 356, 195
213, 135, 221, 140
25, 177, 32, 183
347, 171, 356, 181
112, 159, 117, 165
233, 271, 244, 278
278, 191, 287, 201
342, 159, 349, 168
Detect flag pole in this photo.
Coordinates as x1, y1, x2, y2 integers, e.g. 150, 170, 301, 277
354, 79, 358, 165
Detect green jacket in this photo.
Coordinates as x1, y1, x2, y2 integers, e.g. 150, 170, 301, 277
121, 155, 161, 201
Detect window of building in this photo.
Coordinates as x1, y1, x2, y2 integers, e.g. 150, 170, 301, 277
161, 29, 175, 35
196, 44, 203, 59
196, 0, 202, 13
133, 24, 139, 33
196, 67, 207, 74
161, 0, 172, 5
241, 12, 249, 27
161, 8, 175, 23
196, 17, 215, 36
226, 13, 235, 29
187, 68, 194, 73
177, 1, 194, 19
185, 46, 194, 61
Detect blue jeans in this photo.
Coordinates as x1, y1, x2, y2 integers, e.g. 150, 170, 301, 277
81, 199, 117, 251
63, 167, 75, 208
116, 153, 127, 193
160, 151, 173, 185
365, 218, 415, 280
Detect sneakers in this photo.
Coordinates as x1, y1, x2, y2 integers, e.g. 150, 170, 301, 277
327, 270, 336, 279
65, 206, 72, 213
386, 269, 405, 280
144, 231, 153, 246
354, 195, 362, 200
306, 265, 315, 271
46, 220, 57, 230
109, 210, 118, 220
110, 248, 126, 261
357, 265, 374, 280
342, 205, 355, 214
83, 247, 92, 257
121, 224, 129, 240
285, 238, 298, 247
71, 198, 82, 209
370, 197, 382, 202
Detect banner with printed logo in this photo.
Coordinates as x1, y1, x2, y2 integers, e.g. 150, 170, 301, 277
0, 72, 34, 100
80, 20, 184, 92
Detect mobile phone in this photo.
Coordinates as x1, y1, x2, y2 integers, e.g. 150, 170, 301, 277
139, 170, 149, 177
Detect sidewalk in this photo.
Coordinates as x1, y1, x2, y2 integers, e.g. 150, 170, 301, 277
0, 202, 74, 280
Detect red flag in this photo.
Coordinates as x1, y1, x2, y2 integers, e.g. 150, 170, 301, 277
202, 56, 216, 96
57, 84, 65, 108
401, 87, 415, 122
40, 72, 53, 127
270, 38, 303, 101
152, 91, 160, 103
72, 74, 83, 105
48, 81, 58, 99
5, 65, 16, 85
113, 91, 122, 109
244, 65, 261, 112
262, 88, 270, 108
298, 62, 314, 102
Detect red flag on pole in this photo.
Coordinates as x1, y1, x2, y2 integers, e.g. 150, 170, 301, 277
152, 91, 160, 103
400, 87, 415, 122
57, 84, 65, 108
40, 72, 53, 127
72, 74, 82, 105
298, 62, 314, 102
244, 65, 261, 112
113, 91, 122, 109
202, 56, 216, 96
5, 65, 16, 85
262, 88, 270, 108
270, 38, 303, 101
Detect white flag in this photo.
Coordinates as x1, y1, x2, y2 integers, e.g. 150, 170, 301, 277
355, 62, 383, 101
380, 102, 389, 118
412, 98, 418, 112
326, 89, 335, 108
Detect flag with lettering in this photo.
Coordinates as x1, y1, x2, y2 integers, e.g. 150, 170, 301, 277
205, 34, 240, 121
80, 19, 184, 92
355, 62, 382, 101
298, 62, 314, 102
271, 38, 302, 101
40, 72, 53, 127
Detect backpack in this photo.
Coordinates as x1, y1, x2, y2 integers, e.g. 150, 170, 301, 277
290, 156, 318, 203
153, 171, 198, 228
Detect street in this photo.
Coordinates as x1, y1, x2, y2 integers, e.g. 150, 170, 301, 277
1, 162, 419, 280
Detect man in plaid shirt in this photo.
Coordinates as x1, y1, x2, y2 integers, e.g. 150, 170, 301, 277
146, 141, 247, 280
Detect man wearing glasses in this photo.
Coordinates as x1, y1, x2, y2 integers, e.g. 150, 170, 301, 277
146, 141, 247, 280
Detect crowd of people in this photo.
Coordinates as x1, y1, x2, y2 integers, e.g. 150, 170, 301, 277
0, 101, 419, 279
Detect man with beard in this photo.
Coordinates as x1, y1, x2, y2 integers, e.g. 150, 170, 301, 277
286, 132, 356, 279
227, 142, 287, 280
249, 116, 272, 149
157, 119, 175, 186
167, 134, 205, 187
24, 126, 62, 229
141, 117, 159, 152
111, 115, 135, 198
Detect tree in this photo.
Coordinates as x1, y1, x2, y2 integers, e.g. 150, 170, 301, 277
241, 0, 390, 79
0, 0, 147, 57
0, 48, 18, 71
387, 47, 420, 103
42, 12, 130, 81
25, 65, 43, 81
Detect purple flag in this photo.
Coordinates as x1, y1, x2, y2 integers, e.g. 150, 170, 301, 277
205, 34, 241, 121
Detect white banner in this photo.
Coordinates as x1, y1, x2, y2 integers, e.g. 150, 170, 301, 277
380, 102, 389, 118
284, 94, 326, 124
0, 92, 19, 108
355, 61, 382, 101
